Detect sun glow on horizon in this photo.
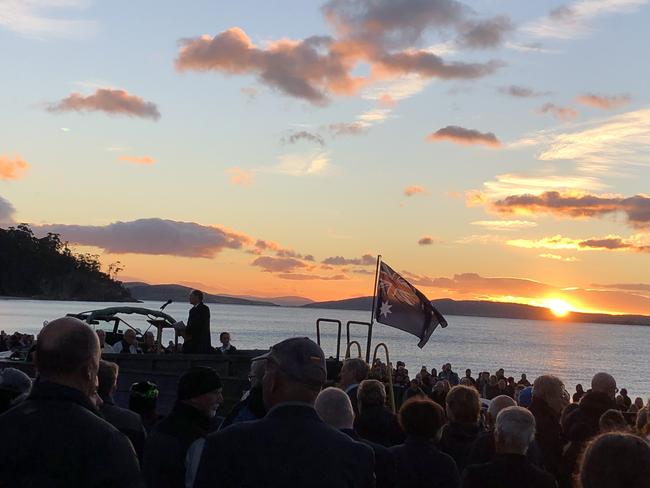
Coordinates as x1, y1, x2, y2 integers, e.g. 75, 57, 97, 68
545, 298, 572, 317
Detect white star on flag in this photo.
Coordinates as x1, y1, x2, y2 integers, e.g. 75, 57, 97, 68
379, 301, 392, 318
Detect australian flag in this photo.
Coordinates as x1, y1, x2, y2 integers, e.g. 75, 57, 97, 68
374, 261, 448, 348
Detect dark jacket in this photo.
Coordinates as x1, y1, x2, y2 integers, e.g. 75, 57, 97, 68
143, 402, 212, 488
390, 436, 460, 488
183, 303, 212, 354
100, 393, 147, 464
220, 386, 266, 430
194, 404, 375, 488
559, 391, 615, 488
529, 397, 564, 480
467, 429, 542, 467
355, 404, 405, 447
347, 385, 360, 416
0, 381, 141, 488
439, 422, 481, 472
462, 453, 557, 488
342, 428, 396, 488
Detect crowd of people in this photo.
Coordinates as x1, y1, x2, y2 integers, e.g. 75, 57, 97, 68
1, 316, 650, 487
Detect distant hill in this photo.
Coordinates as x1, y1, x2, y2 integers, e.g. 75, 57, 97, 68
222, 295, 315, 307
0, 224, 133, 302
304, 296, 650, 326
124, 282, 277, 307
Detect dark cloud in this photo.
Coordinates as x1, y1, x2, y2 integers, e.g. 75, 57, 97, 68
404, 185, 428, 197
35, 218, 250, 257
0, 195, 16, 224
538, 102, 577, 121
578, 237, 631, 250
427, 125, 501, 147
498, 85, 549, 98
492, 191, 650, 229
322, 253, 375, 266
327, 122, 367, 136
457, 15, 514, 49
283, 130, 325, 146
276, 273, 348, 281
251, 256, 309, 273
548, 5, 575, 21
47, 88, 160, 120
176, 28, 360, 105
176, 2, 505, 105
377, 52, 502, 80
418, 236, 435, 245
352, 268, 374, 275
576, 93, 630, 110
322, 0, 468, 51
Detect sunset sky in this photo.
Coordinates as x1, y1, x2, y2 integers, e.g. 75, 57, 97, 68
1, 0, 649, 315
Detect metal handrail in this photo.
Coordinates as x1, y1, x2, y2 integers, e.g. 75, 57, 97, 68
344, 340, 362, 359
345, 320, 372, 363
372, 342, 396, 414
316, 318, 342, 361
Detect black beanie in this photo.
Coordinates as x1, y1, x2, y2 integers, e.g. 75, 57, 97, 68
177, 367, 222, 401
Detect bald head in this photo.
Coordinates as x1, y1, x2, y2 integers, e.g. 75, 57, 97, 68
36, 318, 100, 396
591, 372, 617, 399
488, 395, 516, 426
315, 387, 354, 430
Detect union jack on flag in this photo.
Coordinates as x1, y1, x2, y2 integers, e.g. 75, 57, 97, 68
374, 260, 447, 348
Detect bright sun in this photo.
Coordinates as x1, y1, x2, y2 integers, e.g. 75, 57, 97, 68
547, 299, 572, 317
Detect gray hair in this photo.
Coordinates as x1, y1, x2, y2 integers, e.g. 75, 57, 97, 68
495, 406, 535, 454
488, 395, 516, 424
315, 387, 354, 430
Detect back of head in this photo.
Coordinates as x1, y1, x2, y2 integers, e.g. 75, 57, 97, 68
495, 406, 536, 455
636, 407, 649, 436
357, 379, 386, 410
488, 395, 516, 425
343, 358, 370, 383
97, 360, 119, 398
0, 368, 32, 413
258, 337, 326, 409
591, 372, 617, 399
129, 381, 159, 416
532, 374, 567, 413
35, 317, 100, 396
578, 433, 650, 488
446, 385, 480, 424
399, 397, 445, 439
177, 366, 222, 401
314, 387, 354, 430
599, 409, 628, 433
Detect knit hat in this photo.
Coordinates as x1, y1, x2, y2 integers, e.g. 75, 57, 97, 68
518, 386, 533, 408
177, 367, 222, 401
0, 368, 32, 396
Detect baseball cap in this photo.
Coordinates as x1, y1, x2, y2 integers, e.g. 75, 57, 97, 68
177, 366, 222, 401
0, 368, 32, 395
254, 337, 326, 388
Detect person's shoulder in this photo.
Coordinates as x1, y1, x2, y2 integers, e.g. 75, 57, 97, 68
527, 462, 557, 485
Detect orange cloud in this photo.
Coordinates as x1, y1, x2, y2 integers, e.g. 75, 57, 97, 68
117, 155, 156, 165
427, 125, 501, 147
251, 256, 310, 273
0, 155, 30, 180
47, 88, 160, 120
226, 167, 254, 186
576, 93, 630, 110
276, 273, 348, 281
404, 185, 428, 197
418, 236, 435, 245
492, 191, 650, 229
538, 103, 577, 121
508, 234, 650, 253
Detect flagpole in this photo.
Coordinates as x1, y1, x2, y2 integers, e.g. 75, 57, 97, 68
367, 254, 382, 363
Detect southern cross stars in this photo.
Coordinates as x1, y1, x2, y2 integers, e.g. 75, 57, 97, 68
379, 301, 392, 318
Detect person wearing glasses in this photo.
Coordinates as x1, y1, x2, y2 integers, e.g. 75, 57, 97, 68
219, 358, 267, 429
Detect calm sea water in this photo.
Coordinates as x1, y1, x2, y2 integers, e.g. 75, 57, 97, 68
2, 299, 650, 398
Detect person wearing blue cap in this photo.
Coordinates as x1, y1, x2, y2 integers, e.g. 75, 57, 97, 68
194, 337, 375, 488
0, 367, 32, 414
518, 386, 533, 408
